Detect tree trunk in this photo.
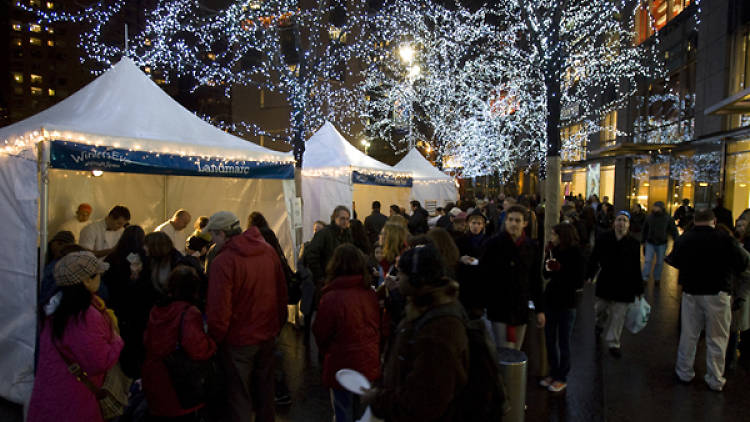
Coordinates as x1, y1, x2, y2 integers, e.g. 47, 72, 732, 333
543, 7, 563, 245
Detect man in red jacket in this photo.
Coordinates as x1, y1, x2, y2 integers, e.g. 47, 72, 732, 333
205, 211, 288, 422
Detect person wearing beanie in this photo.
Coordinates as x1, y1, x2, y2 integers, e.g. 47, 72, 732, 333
28, 251, 123, 422
641, 201, 678, 285
362, 244, 470, 422
205, 210, 288, 422
58, 203, 93, 242
456, 209, 489, 319
588, 211, 644, 358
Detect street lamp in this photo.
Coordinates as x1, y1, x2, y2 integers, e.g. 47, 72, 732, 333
398, 44, 415, 64
360, 139, 371, 154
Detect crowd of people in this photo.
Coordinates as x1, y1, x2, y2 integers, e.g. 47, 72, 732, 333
26, 192, 750, 422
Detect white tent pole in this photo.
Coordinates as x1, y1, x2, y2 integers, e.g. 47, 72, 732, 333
38, 140, 50, 279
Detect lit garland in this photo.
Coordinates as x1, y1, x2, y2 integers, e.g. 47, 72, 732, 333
633, 91, 695, 144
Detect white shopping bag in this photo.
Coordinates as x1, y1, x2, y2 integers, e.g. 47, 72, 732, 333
625, 296, 651, 334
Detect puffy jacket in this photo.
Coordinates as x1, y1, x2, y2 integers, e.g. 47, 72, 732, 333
142, 301, 217, 417
588, 231, 644, 302
312, 275, 381, 389
28, 302, 124, 422
668, 226, 749, 295
207, 227, 288, 346
480, 232, 543, 325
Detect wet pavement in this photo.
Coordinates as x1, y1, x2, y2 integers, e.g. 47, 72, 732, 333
3, 264, 749, 421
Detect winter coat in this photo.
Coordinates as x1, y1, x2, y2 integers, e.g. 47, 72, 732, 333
713, 206, 734, 231
371, 289, 469, 422
455, 233, 488, 316
480, 231, 543, 325
642, 211, 678, 245
542, 245, 585, 310
667, 226, 749, 295
731, 240, 750, 332
588, 231, 644, 302
28, 301, 124, 422
408, 207, 430, 235
142, 301, 217, 417
305, 224, 353, 282
312, 275, 381, 389
364, 211, 388, 247
207, 227, 288, 346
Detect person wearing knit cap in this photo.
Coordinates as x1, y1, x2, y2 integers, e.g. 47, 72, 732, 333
641, 201, 678, 285
58, 203, 93, 242
588, 210, 643, 358
27, 251, 122, 422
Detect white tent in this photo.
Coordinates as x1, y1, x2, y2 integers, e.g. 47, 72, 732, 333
0, 58, 297, 407
394, 148, 458, 212
302, 122, 412, 241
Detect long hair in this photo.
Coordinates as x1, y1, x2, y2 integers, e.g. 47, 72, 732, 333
427, 227, 459, 274
248, 211, 270, 230
145, 231, 174, 260
349, 219, 372, 255
382, 222, 409, 263
52, 284, 92, 340
165, 265, 202, 305
553, 223, 580, 250
330, 205, 351, 225
109, 225, 146, 263
325, 244, 370, 286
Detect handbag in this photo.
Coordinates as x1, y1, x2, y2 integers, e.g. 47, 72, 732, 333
163, 307, 224, 409
53, 337, 131, 420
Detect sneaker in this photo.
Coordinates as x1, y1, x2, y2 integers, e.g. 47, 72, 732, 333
707, 383, 724, 392
548, 381, 567, 392
608, 347, 622, 358
539, 377, 553, 388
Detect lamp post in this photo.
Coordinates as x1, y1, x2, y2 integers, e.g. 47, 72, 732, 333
361, 139, 371, 154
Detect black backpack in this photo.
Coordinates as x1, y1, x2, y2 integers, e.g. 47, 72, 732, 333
412, 305, 508, 422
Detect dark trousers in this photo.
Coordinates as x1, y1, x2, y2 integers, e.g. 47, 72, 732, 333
220, 339, 277, 422
544, 308, 577, 382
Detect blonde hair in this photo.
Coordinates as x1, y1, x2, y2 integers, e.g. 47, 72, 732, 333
382, 222, 409, 263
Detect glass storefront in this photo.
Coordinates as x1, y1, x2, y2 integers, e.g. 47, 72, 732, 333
725, 139, 750, 219
562, 167, 586, 199
631, 156, 670, 211
670, 148, 721, 211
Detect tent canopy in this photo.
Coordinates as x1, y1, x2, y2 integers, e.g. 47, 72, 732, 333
0, 58, 293, 164
394, 148, 452, 180
393, 148, 458, 211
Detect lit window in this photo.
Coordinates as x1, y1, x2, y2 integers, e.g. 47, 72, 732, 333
30, 74, 42, 84
14, 87, 23, 95
12, 73, 24, 83
144, 38, 151, 46
12, 22, 23, 31
29, 37, 42, 46
48, 88, 55, 96
207, 52, 216, 60
154, 79, 166, 85
31, 87, 43, 96
47, 27, 54, 34
47, 39, 54, 47
601, 110, 618, 145
46, 1, 54, 9
29, 24, 42, 32
12, 38, 22, 47
29, 0, 41, 7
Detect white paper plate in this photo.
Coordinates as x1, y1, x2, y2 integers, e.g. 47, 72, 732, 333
336, 369, 371, 395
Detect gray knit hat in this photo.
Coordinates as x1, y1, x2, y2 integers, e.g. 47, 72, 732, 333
54, 251, 109, 287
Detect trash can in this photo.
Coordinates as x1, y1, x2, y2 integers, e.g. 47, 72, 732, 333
497, 347, 527, 422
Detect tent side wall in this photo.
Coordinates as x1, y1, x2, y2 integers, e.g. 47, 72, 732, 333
354, 184, 411, 219
408, 180, 459, 211
0, 151, 38, 405
302, 173, 352, 242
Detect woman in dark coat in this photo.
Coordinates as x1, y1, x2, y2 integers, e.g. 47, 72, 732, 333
540, 223, 585, 393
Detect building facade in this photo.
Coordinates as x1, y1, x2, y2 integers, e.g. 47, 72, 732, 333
563, 0, 750, 221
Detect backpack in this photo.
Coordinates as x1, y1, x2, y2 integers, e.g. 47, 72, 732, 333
412, 305, 508, 422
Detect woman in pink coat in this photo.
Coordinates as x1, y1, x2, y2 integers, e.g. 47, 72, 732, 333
28, 251, 124, 422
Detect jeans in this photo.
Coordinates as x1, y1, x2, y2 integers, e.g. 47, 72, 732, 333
220, 339, 277, 422
675, 292, 732, 390
330, 388, 356, 422
642, 242, 667, 281
544, 309, 577, 382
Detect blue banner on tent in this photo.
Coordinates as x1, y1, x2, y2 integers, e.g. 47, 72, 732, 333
49, 141, 294, 179
351, 170, 412, 187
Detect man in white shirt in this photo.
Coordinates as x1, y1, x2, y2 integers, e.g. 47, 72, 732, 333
156, 209, 192, 254
58, 203, 92, 241
79, 205, 130, 257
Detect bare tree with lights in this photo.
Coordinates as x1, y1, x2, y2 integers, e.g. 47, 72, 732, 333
31, 0, 376, 166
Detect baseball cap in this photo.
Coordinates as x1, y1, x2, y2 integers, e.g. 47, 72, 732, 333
54, 251, 109, 287
205, 211, 241, 232
617, 210, 631, 220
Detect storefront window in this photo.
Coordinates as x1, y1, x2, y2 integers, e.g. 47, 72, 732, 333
561, 123, 587, 162
635, 0, 692, 45
726, 139, 750, 220
633, 68, 695, 144
600, 165, 615, 202
562, 168, 586, 199
728, 29, 750, 129
631, 156, 669, 211
601, 111, 617, 146
670, 149, 721, 211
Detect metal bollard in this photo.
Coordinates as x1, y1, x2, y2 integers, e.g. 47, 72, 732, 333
497, 347, 527, 422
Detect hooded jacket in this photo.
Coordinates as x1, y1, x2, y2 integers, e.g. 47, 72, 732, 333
142, 301, 217, 417
312, 275, 381, 389
207, 227, 288, 346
